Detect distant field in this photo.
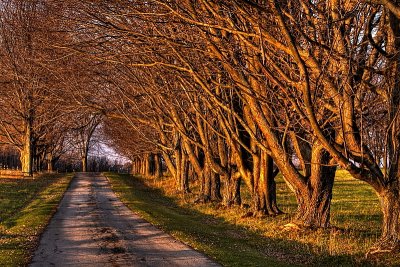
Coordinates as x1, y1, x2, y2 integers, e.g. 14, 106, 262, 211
0, 173, 73, 266
106, 170, 398, 267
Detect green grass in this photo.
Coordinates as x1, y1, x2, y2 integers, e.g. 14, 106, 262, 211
0, 173, 73, 266
106, 170, 400, 267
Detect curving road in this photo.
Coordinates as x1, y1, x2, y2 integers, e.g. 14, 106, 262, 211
30, 173, 220, 267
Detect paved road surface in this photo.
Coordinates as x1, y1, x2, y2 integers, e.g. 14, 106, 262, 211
30, 173, 220, 267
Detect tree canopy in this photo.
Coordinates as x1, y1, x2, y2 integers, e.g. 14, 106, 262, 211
0, 0, 400, 255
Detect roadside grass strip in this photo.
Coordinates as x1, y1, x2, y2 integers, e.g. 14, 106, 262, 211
0, 174, 73, 266
106, 171, 400, 267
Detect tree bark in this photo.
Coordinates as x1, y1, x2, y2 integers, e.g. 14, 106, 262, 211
47, 160, 53, 172
82, 154, 88, 172
203, 162, 222, 202
46, 153, 54, 172
201, 162, 211, 202
20, 122, 33, 177
294, 146, 336, 228
368, 184, 400, 254
253, 152, 282, 215
154, 153, 163, 178
131, 159, 136, 175
179, 151, 190, 193
145, 153, 153, 177
223, 175, 241, 206
211, 171, 222, 200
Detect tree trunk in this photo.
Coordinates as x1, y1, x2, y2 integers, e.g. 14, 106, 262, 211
223, 175, 241, 206
154, 153, 163, 178
368, 184, 400, 254
35, 150, 44, 172
162, 150, 176, 178
133, 160, 137, 174
201, 162, 211, 202
141, 157, 146, 175
82, 155, 88, 172
137, 159, 141, 174
145, 153, 153, 177
203, 162, 222, 202
21, 122, 33, 177
294, 187, 332, 228
174, 146, 190, 193
294, 146, 335, 228
254, 152, 282, 215
211, 172, 222, 200
174, 148, 182, 189
179, 152, 190, 193
20, 148, 33, 177
47, 161, 53, 172
47, 153, 54, 172
131, 159, 136, 175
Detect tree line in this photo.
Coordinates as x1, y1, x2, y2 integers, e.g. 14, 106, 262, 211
0, 0, 399, 254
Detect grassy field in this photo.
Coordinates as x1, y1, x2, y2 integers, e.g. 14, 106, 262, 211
106, 170, 399, 267
0, 173, 73, 266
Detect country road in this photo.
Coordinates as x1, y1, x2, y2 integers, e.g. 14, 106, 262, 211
30, 173, 220, 267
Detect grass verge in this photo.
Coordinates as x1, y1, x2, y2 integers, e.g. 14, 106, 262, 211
0, 173, 73, 266
105, 171, 399, 267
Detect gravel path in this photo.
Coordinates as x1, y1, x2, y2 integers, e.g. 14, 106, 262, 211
30, 173, 220, 267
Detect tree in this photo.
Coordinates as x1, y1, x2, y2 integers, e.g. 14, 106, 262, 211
70, 113, 102, 172
236, 0, 400, 253
0, 0, 65, 176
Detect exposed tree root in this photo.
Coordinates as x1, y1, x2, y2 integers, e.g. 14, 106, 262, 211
366, 238, 400, 258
